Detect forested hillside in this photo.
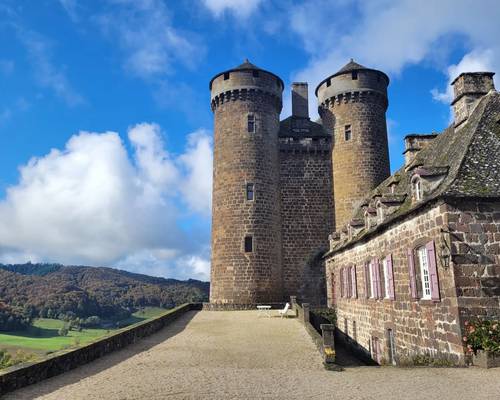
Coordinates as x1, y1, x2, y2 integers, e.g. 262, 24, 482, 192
0, 263, 209, 323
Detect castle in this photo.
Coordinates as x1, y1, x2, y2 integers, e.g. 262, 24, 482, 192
208, 59, 390, 306
207, 59, 500, 365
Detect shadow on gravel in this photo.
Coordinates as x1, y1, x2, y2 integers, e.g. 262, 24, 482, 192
7, 311, 199, 400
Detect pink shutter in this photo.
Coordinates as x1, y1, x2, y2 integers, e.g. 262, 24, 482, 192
340, 268, 344, 298
351, 265, 357, 298
364, 262, 370, 299
386, 254, 395, 300
374, 259, 382, 299
426, 241, 440, 301
407, 249, 417, 299
347, 266, 351, 298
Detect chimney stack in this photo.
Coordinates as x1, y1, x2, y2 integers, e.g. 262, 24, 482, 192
291, 82, 309, 118
451, 72, 495, 129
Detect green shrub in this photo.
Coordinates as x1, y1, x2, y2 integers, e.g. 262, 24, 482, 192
313, 308, 337, 325
463, 320, 500, 354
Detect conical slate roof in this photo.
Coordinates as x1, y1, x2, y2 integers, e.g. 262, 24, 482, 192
209, 59, 284, 90
234, 59, 259, 70
336, 59, 367, 74
314, 59, 390, 95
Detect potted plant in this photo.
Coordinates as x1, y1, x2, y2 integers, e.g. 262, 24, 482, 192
463, 320, 500, 368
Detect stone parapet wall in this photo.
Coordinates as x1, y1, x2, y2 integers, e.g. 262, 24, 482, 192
0, 303, 200, 396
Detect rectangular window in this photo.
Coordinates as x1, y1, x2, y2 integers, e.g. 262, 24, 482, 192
417, 246, 431, 299
223, 72, 230, 80
246, 183, 254, 201
352, 321, 357, 341
369, 262, 376, 298
383, 258, 390, 299
247, 114, 255, 133
344, 318, 348, 336
352, 71, 358, 80
326, 78, 331, 87
344, 125, 352, 141
244, 236, 253, 253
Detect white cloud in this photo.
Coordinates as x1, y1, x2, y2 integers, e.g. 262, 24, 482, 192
16, 28, 84, 106
284, 0, 500, 118
431, 49, 496, 104
201, 0, 262, 18
178, 130, 213, 215
59, 0, 80, 22
0, 123, 212, 280
95, 0, 203, 80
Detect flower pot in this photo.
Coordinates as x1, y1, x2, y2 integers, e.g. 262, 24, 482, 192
473, 350, 500, 368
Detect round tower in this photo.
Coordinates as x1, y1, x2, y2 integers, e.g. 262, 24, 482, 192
209, 60, 284, 305
316, 60, 390, 230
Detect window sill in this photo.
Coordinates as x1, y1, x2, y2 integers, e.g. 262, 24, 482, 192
412, 299, 441, 305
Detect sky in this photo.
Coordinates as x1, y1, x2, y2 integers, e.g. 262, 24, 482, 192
0, 0, 499, 281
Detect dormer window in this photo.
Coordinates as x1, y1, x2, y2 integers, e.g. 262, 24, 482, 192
412, 176, 423, 201
364, 211, 370, 229
376, 202, 384, 224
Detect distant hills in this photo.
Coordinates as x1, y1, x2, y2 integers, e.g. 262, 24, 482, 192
0, 263, 209, 322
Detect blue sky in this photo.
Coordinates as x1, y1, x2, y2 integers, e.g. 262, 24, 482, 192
0, 0, 499, 280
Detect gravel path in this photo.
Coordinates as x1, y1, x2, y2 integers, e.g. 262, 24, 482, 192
6, 310, 500, 400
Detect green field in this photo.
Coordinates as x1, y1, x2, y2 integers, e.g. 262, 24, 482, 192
0, 307, 169, 354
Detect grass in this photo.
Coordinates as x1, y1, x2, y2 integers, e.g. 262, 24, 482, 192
0, 307, 169, 355
0, 319, 109, 353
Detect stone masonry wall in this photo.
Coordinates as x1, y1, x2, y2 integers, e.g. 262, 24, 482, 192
446, 199, 500, 324
326, 202, 465, 365
280, 143, 333, 305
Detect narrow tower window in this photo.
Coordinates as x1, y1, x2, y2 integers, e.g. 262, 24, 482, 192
244, 236, 253, 253
326, 78, 331, 87
344, 124, 352, 141
247, 114, 255, 133
352, 71, 358, 80
246, 183, 254, 201
223, 72, 230, 80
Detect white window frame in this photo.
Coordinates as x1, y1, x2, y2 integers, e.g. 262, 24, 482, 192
376, 202, 384, 224
369, 262, 376, 299
412, 176, 423, 201
416, 246, 431, 299
382, 258, 390, 299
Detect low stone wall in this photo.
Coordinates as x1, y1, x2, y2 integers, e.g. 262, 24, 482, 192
293, 300, 335, 365
202, 302, 285, 311
0, 303, 201, 396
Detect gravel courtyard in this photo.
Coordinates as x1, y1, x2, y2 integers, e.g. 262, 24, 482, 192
6, 310, 500, 400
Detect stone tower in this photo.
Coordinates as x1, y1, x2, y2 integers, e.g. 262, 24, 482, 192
209, 60, 284, 305
316, 60, 391, 229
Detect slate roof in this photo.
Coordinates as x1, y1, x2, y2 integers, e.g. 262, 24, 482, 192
279, 116, 329, 138
209, 59, 284, 90
314, 59, 390, 95
328, 90, 500, 254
